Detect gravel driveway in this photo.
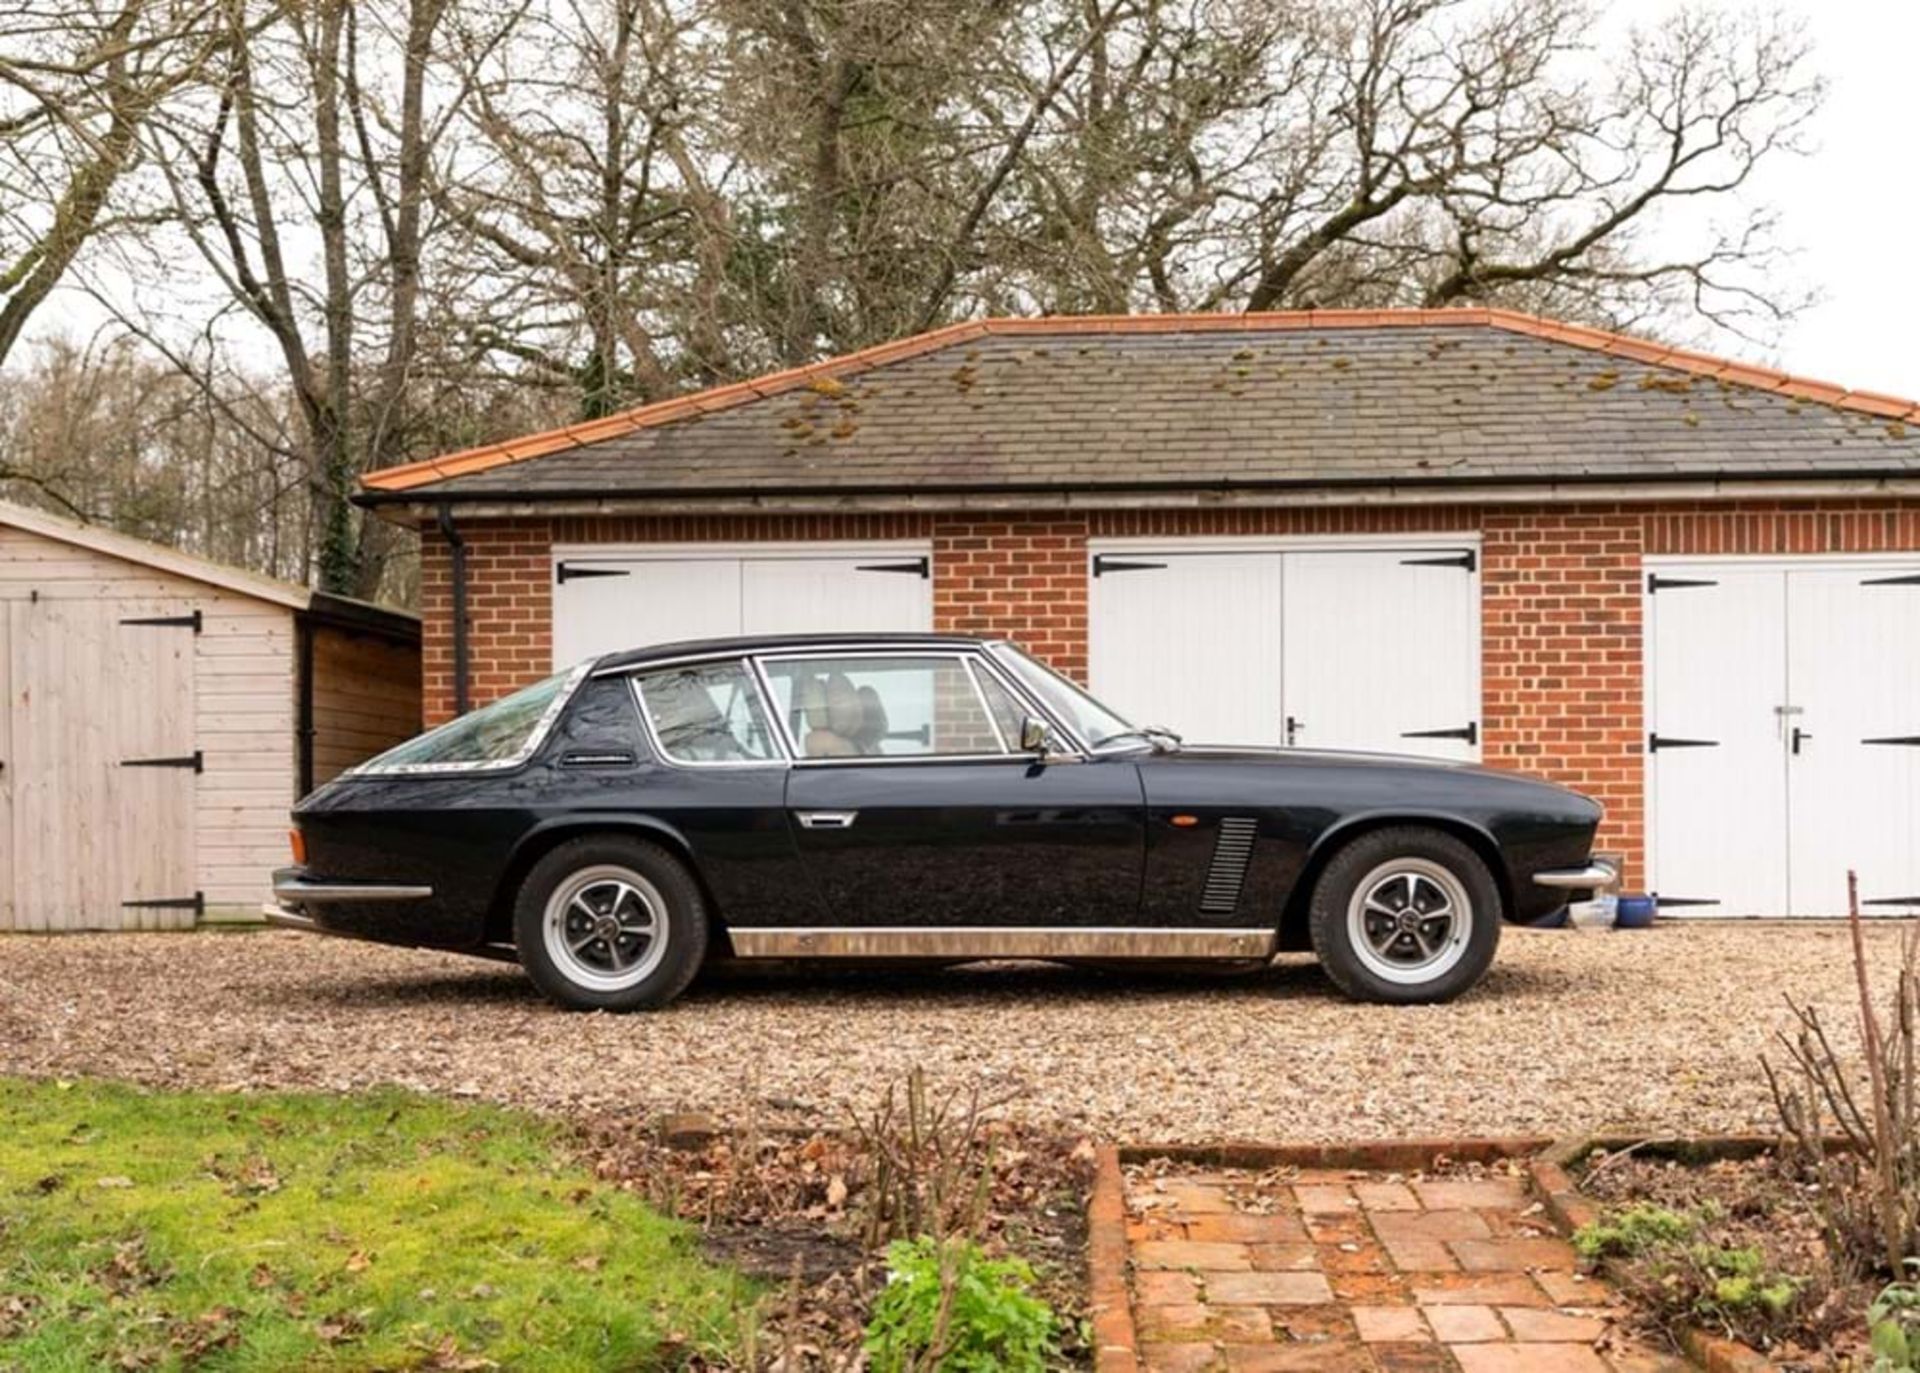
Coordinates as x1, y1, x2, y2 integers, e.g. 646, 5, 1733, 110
0, 924, 1899, 1142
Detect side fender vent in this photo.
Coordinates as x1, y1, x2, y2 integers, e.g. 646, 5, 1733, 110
1199, 817, 1259, 915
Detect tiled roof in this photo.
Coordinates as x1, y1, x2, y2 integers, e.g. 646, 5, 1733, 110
360, 309, 1920, 502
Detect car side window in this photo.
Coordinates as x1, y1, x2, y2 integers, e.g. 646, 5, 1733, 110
760, 656, 1012, 759
635, 660, 779, 764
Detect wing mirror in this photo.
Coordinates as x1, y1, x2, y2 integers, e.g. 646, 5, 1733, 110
1018, 715, 1053, 755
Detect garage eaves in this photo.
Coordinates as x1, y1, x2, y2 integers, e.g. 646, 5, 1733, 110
357, 308, 1920, 520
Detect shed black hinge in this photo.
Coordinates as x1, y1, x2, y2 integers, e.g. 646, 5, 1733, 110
120, 750, 204, 773
123, 892, 204, 916
1649, 733, 1717, 752
1402, 722, 1478, 746
1092, 556, 1168, 577
120, 609, 202, 633
1863, 573, 1920, 587
556, 562, 630, 585
855, 558, 929, 578
1866, 896, 1920, 908
1654, 895, 1720, 909
1401, 551, 1476, 572
1864, 735, 1920, 747
1648, 574, 1717, 594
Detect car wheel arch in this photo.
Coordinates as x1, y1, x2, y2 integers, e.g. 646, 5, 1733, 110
1277, 812, 1513, 952
484, 817, 723, 949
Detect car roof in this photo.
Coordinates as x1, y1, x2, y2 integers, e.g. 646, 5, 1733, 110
591, 631, 997, 673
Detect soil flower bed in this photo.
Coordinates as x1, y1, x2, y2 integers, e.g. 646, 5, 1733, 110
1573, 1145, 1870, 1370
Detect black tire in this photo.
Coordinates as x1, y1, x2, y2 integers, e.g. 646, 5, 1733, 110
513, 835, 708, 1011
1308, 826, 1502, 1004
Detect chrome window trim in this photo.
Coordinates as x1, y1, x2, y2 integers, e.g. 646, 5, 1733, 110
347, 662, 591, 777
963, 657, 1014, 753
966, 650, 1092, 759
627, 657, 793, 770
751, 647, 1088, 766
589, 638, 967, 679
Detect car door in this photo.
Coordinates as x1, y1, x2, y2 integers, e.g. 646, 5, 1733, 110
758, 651, 1146, 929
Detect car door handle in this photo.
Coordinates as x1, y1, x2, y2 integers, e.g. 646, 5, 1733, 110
795, 810, 859, 830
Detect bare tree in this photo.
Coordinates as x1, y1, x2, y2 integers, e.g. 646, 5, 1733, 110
972, 0, 1821, 332
10, 0, 1822, 593
436, 0, 740, 415
0, 0, 217, 366
0, 334, 311, 578
131, 0, 461, 595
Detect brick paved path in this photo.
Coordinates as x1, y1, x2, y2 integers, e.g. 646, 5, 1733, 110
1122, 1164, 1687, 1372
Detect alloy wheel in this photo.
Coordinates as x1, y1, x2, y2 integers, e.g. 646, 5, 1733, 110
542, 864, 670, 992
1344, 857, 1473, 986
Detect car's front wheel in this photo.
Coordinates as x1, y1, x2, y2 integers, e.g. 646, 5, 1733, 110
513, 836, 708, 1011
1308, 826, 1501, 1004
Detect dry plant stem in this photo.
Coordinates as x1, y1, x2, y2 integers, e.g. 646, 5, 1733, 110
1850, 870, 1905, 1274
1764, 870, 1920, 1277
851, 1066, 1014, 1250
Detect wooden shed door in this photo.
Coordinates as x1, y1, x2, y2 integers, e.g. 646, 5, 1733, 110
5, 600, 198, 930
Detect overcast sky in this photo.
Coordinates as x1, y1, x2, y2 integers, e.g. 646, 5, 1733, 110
1605, 0, 1920, 398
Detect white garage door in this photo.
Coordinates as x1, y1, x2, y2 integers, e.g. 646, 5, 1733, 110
551, 544, 933, 666
1647, 559, 1920, 916
1088, 541, 1481, 760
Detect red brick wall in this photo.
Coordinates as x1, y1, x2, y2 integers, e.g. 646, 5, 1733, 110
1481, 509, 1646, 884
418, 498, 1920, 890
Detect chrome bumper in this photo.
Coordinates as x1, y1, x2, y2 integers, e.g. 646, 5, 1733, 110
1532, 862, 1620, 891
271, 875, 434, 904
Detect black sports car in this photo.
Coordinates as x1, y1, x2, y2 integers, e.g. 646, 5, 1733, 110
268, 634, 1614, 1010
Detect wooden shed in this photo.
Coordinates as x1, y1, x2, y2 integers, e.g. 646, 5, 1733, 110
0, 500, 420, 930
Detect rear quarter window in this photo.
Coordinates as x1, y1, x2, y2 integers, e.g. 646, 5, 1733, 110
354, 666, 585, 773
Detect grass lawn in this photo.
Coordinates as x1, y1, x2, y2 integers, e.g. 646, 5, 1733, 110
0, 1077, 757, 1370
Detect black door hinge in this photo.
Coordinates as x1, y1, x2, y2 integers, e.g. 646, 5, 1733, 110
1863, 573, 1920, 587
1654, 895, 1720, 909
1865, 896, 1920, 908
1649, 733, 1717, 752
1092, 556, 1168, 577
855, 558, 930, 578
120, 609, 202, 633
1865, 735, 1920, 747
122, 891, 205, 916
555, 562, 631, 585
120, 750, 203, 773
1401, 551, 1476, 572
1402, 722, 1478, 746
1648, 574, 1717, 594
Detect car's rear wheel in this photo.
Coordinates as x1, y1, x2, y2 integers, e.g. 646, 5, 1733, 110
1308, 826, 1501, 1004
513, 836, 707, 1011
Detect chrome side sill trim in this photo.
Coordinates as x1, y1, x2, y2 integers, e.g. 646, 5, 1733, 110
272, 878, 435, 903
726, 926, 1278, 960
1532, 863, 1620, 890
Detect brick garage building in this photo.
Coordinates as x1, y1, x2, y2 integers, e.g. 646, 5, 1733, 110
360, 310, 1920, 915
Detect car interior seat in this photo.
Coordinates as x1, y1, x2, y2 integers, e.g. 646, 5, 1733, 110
799, 673, 863, 757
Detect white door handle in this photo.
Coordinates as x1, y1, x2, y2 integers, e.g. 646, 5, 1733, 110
795, 810, 858, 830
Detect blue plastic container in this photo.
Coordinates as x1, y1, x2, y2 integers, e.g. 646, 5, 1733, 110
1615, 894, 1657, 929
